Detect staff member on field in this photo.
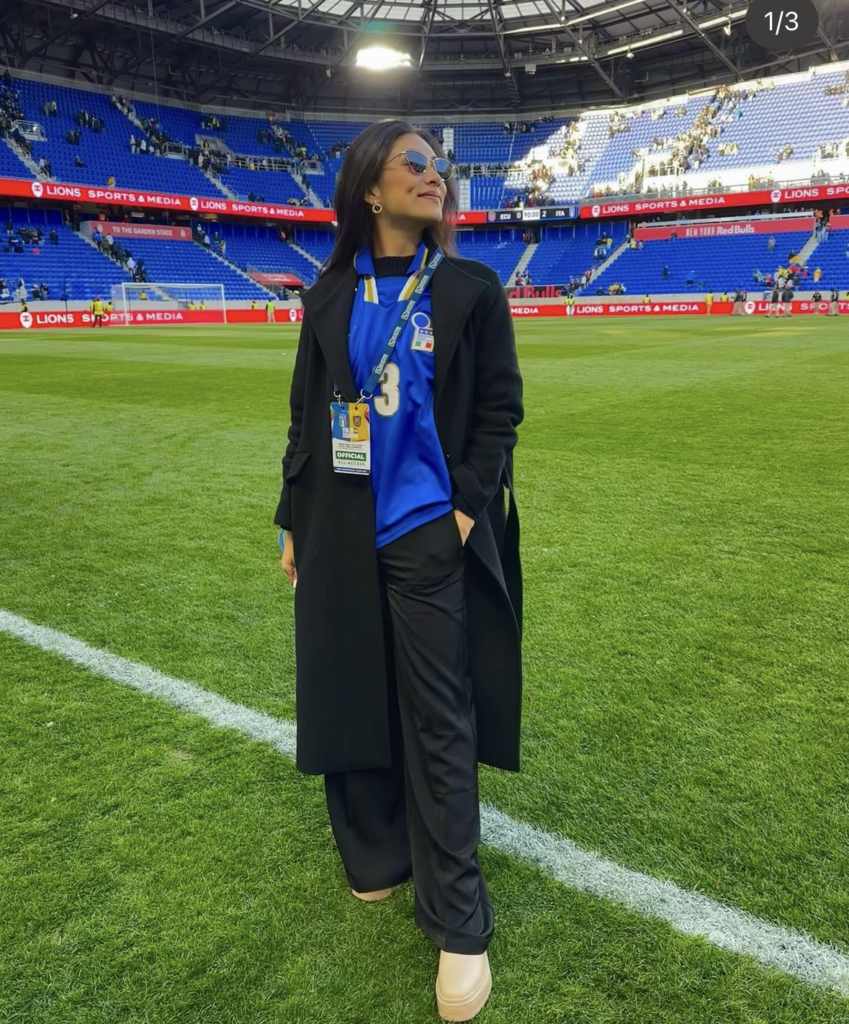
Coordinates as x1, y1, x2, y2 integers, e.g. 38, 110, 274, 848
274, 119, 523, 1022
265, 297, 276, 323
89, 295, 104, 327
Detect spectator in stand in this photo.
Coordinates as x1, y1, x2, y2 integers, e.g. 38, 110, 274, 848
767, 236, 775, 252
203, 232, 211, 247
92, 226, 103, 249
107, 175, 116, 187
813, 267, 822, 283
126, 255, 136, 275
74, 153, 86, 167
49, 229, 58, 245
129, 134, 137, 153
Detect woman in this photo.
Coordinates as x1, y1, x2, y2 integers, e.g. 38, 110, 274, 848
275, 119, 523, 1021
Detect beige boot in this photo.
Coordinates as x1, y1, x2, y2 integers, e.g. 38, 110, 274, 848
351, 884, 401, 902
435, 950, 492, 1021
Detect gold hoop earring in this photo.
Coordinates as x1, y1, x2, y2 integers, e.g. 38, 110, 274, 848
371, 203, 383, 214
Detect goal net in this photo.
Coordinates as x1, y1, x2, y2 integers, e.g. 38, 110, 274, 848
111, 283, 227, 323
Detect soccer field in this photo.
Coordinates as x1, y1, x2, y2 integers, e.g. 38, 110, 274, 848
1, 319, 847, 1024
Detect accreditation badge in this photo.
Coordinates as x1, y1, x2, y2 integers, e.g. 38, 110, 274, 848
330, 401, 371, 474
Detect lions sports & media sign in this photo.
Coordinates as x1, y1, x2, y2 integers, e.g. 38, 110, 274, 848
0, 308, 307, 330
3, 177, 337, 222
579, 183, 849, 220
5, 175, 849, 225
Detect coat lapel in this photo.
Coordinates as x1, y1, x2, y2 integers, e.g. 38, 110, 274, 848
303, 254, 491, 407
302, 265, 360, 402
432, 256, 491, 407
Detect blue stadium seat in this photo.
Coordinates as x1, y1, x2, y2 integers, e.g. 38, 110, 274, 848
0, 210, 130, 301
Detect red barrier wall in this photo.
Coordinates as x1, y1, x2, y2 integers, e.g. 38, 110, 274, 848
3, 301, 847, 329
634, 217, 814, 241
0, 307, 306, 329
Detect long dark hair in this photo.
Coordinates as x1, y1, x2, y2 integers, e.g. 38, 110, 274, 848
321, 119, 457, 277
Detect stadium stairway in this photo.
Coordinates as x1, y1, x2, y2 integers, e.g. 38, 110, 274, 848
201, 165, 237, 199
289, 240, 323, 273
109, 236, 272, 302
1, 135, 39, 179
508, 242, 538, 285
202, 243, 276, 297
806, 227, 849, 289
795, 229, 823, 266
591, 238, 631, 283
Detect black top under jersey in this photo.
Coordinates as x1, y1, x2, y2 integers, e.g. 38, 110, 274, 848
373, 256, 413, 278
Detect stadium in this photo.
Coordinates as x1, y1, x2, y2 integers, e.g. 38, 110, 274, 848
1, 0, 848, 1021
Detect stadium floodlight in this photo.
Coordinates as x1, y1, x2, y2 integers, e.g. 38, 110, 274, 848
355, 46, 412, 70
608, 29, 684, 55
503, 0, 647, 33
699, 9, 748, 29
564, 0, 646, 27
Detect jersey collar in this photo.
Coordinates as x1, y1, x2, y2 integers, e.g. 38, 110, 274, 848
354, 240, 429, 303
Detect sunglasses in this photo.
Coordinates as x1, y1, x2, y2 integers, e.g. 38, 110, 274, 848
386, 149, 455, 181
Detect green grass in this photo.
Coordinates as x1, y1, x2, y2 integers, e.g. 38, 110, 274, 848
1, 319, 847, 1023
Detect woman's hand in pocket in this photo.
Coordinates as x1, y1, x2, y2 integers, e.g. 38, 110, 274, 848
454, 509, 475, 547
279, 531, 297, 588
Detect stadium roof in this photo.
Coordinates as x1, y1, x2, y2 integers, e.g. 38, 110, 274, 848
6, 0, 849, 116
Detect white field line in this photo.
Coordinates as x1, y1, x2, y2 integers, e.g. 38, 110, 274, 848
2, 607, 847, 1000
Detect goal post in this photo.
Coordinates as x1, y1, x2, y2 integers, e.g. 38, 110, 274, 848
110, 283, 227, 323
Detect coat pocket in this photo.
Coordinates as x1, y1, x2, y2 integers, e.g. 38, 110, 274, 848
285, 450, 311, 483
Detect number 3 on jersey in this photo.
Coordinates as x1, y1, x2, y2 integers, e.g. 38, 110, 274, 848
375, 362, 400, 417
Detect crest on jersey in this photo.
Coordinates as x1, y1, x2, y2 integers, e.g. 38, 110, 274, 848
410, 311, 434, 353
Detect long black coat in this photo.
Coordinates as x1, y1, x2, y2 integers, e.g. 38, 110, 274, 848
274, 254, 524, 776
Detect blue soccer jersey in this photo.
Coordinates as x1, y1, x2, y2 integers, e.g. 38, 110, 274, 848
348, 241, 453, 548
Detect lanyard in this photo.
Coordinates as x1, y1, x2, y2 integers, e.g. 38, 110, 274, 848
335, 247, 443, 403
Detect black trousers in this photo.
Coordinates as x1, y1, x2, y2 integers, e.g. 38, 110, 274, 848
324, 510, 493, 955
